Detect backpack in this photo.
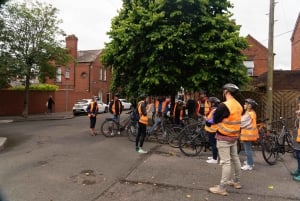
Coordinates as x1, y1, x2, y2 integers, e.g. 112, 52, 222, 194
130, 108, 139, 122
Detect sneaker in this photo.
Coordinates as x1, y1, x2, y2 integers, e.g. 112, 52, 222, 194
291, 170, 300, 176
208, 156, 213, 160
117, 131, 121, 135
138, 148, 148, 154
206, 158, 218, 164
110, 132, 114, 136
243, 161, 255, 167
241, 164, 253, 171
226, 180, 242, 189
293, 175, 300, 182
209, 185, 228, 196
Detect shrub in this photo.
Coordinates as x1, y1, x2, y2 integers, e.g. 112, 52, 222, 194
8, 84, 58, 91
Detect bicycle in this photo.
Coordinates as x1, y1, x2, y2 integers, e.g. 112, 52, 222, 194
100, 111, 137, 138
178, 117, 242, 157
261, 117, 294, 165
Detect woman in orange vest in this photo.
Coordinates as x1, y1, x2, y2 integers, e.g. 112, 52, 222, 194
292, 96, 300, 181
87, 96, 99, 136
205, 97, 220, 164
240, 98, 259, 171
136, 94, 150, 154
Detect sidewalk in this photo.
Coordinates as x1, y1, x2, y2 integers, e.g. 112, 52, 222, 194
0, 112, 74, 122
0, 112, 74, 151
97, 145, 300, 201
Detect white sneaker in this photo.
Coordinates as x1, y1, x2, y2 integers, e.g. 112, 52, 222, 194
243, 161, 254, 167
206, 158, 218, 164
138, 148, 148, 154
117, 131, 121, 135
241, 164, 253, 170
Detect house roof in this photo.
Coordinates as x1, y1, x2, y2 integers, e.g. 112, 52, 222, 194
291, 12, 300, 42
77, 49, 102, 63
246, 34, 268, 52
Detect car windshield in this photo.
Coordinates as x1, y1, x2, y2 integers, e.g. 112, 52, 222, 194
76, 99, 89, 104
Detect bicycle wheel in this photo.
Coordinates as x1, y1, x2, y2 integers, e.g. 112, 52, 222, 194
101, 120, 118, 137
154, 126, 168, 144
285, 131, 294, 153
179, 131, 203, 156
167, 126, 183, 148
261, 134, 278, 165
127, 123, 138, 142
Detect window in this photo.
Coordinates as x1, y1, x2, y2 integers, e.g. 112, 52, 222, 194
243, 61, 254, 76
65, 67, 70, 79
56, 66, 62, 82
99, 68, 103, 80
103, 69, 107, 81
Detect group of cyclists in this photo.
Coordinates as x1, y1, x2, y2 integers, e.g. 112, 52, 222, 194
86, 83, 300, 196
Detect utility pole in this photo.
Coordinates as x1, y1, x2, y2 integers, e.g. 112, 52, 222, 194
266, 0, 275, 129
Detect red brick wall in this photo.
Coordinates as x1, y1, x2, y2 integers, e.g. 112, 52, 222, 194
0, 90, 93, 116
291, 20, 300, 70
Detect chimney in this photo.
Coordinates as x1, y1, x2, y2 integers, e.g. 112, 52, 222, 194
66, 34, 78, 59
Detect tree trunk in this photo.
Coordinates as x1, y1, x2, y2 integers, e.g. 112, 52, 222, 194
22, 73, 30, 117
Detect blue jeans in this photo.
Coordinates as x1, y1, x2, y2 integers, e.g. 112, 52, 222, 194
243, 141, 254, 166
208, 132, 218, 160
148, 116, 161, 134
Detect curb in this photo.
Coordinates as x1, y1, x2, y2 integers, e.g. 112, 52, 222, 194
0, 137, 7, 151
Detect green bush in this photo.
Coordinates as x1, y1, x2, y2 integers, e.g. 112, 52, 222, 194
9, 84, 58, 91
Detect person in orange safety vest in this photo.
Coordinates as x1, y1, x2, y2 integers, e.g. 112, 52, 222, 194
209, 83, 243, 196
240, 98, 258, 171
292, 96, 300, 181
204, 97, 221, 164
87, 96, 99, 136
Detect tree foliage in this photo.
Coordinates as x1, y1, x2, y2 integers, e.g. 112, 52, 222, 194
101, 0, 249, 97
0, 1, 70, 116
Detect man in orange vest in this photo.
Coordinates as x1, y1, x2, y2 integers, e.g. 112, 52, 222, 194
87, 96, 99, 136
292, 96, 300, 181
209, 83, 243, 196
240, 98, 259, 171
109, 93, 123, 135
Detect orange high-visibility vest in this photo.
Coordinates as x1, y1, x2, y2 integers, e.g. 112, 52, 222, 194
217, 99, 242, 137
297, 120, 300, 142
111, 100, 122, 115
138, 101, 148, 125
173, 102, 184, 120
240, 111, 259, 141
88, 101, 98, 117
155, 99, 167, 115
205, 108, 217, 133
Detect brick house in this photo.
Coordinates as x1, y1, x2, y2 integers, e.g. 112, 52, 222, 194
46, 35, 112, 112
242, 34, 269, 77
291, 13, 300, 71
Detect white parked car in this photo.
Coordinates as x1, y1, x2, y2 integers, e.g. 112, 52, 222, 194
72, 99, 108, 115
119, 99, 132, 110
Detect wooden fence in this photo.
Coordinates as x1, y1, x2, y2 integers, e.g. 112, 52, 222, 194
240, 90, 300, 131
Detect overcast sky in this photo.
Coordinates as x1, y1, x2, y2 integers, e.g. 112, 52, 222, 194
17, 0, 300, 70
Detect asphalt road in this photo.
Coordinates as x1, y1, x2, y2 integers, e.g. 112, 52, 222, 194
0, 113, 299, 201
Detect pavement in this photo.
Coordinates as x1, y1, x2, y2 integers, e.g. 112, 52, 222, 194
0, 112, 74, 151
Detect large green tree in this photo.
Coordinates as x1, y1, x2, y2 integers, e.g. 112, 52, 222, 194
0, 1, 70, 117
101, 0, 249, 97
0, 0, 8, 7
